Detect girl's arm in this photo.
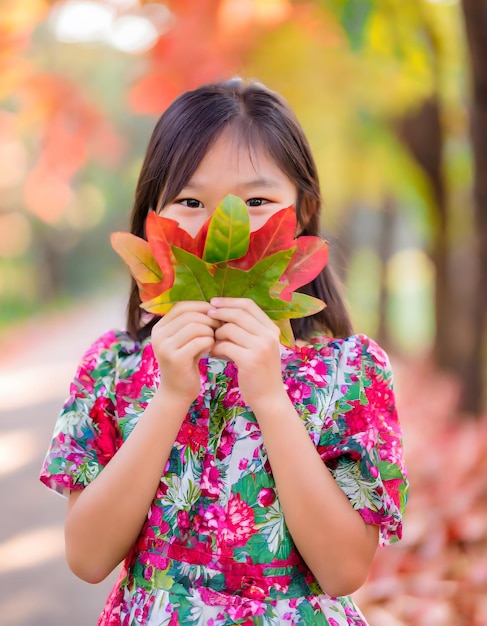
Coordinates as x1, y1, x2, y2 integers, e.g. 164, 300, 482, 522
65, 301, 219, 584
209, 297, 379, 598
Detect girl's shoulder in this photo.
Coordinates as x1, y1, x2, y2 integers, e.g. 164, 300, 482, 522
77, 328, 146, 370
307, 332, 391, 369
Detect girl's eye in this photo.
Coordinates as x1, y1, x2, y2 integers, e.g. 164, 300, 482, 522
180, 199, 203, 209
247, 198, 267, 207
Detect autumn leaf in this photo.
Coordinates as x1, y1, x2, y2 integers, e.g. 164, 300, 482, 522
279, 237, 329, 301
144, 246, 294, 314
111, 194, 328, 344
229, 205, 296, 270
229, 204, 329, 300
144, 212, 195, 293
142, 247, 217, 314
146, 212, 197, 254
110, 231, 165, 301
203, 193, 250, 262
275, 319, 294, 347
111, 232, 162, 284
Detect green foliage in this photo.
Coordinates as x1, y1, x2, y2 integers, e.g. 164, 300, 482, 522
330, 0, 375, 50
203, 194, 250, 262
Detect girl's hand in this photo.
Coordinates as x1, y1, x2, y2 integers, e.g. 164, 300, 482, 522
152, 301, 220, 403
208, 297, 286, 408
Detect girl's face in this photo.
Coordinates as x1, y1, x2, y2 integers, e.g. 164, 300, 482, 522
159, 129, 298, 237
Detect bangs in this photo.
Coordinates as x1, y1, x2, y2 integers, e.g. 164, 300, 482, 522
157, 118, 276, 211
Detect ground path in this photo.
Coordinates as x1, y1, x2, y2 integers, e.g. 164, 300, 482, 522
0, 289, 125, 626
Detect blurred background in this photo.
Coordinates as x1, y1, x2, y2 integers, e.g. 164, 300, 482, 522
0, 0, 486, 624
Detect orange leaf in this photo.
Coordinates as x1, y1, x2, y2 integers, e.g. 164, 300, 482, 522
110, 232, 166, 300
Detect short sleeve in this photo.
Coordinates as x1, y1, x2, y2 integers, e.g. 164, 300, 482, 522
317, 334, 408, 545
39, 330, 123, 496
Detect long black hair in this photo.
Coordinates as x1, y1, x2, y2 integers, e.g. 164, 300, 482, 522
126, 78, 353, 341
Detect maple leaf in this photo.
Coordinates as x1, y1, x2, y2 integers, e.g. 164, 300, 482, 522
110, 232, 165, 301
279, 236, 329, 301
111, 194, 328, 345
229, 205, 329, 301
228, 205, 295, 269
203, 193, 250, 263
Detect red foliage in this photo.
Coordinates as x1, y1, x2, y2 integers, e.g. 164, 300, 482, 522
21, 74, 124, 223
129, 0, 291, 114
129, 1, 233, 113
355, 357, 487, 625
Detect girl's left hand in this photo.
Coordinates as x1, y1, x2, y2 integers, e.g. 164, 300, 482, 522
208, 297, 286, 408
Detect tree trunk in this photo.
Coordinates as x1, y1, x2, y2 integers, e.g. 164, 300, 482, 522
395, 98, 453, 367
460, 0, 487, 414
35, 228, 65, 303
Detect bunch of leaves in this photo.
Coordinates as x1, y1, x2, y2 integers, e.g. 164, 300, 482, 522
354, 359, 487, 625
111, 194, 328, 345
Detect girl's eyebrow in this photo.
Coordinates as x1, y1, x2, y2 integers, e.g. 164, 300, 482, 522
239, 178, 278, 189
183, 177, 279, 191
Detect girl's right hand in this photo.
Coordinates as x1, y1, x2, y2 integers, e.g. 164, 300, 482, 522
151, 301, 219, 403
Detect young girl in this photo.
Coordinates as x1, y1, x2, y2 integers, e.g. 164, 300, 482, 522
40, 78, 408, 625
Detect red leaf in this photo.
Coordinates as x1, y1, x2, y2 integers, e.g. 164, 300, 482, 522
280, 237, 329, 301
229, 205, 328, 298
146, 212, 196, 251
110, 231, 167, 301
139, 281, 167, 302
230, 206, 296, 270
145, 212, 198, 292
193, 214, 211, 258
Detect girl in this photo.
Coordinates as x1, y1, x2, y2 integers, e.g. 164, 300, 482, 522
40, 78, 408, 625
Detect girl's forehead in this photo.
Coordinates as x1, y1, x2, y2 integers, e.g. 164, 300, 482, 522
200, 127, 277, 172
211, 125, 263, 153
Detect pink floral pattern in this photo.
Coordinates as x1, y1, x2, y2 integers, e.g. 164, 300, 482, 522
40, 330, 408, 625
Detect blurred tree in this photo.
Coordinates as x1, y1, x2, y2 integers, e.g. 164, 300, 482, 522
245, 1, 460, 347
0, 0, 128, 318
460, 0, 487, 413
309, 0, 482, 412
128, 0, 292, 113
330, 0, 470, 367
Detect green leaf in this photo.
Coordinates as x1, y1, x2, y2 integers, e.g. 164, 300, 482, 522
298, 601, 323, 624
247, 287, 325, 320
202, 194, 250, 263
275, 319, 295, 347
282, 292, 326, 318
212, 248, 294, 298
153, 567, 174, 591
142, 247, 218, 314
142, 245, 326, 325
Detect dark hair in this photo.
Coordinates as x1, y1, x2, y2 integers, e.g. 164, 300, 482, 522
126, 78, 353, 341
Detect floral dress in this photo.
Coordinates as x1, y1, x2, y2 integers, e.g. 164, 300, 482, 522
40, 330, 408, 626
